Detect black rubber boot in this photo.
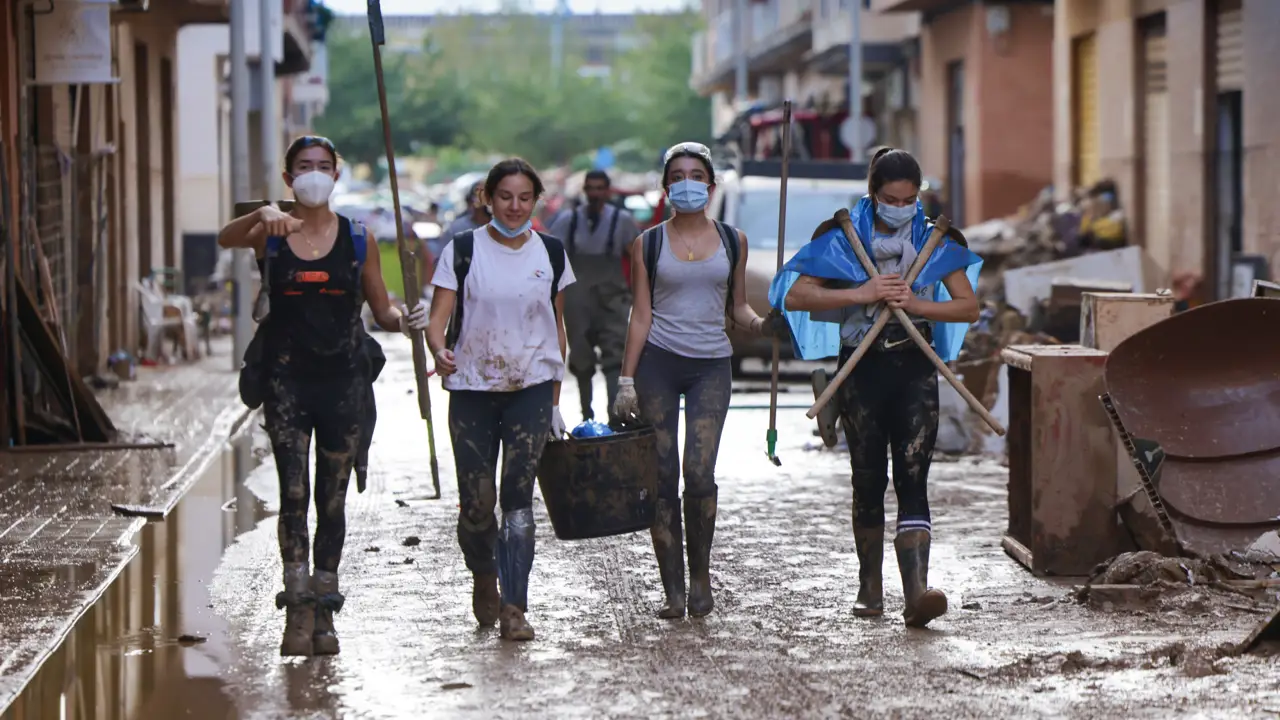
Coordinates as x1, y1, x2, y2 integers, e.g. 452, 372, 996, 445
311, 570, 344, 655
895, 529, 948, 628
852, 526, 885, 617
651, 498, 686, 619
275, 562, 315, 657
684, 491, 717, 618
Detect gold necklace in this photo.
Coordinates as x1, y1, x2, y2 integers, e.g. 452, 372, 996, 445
297, 216, 336, 258
668, 224, 697, 261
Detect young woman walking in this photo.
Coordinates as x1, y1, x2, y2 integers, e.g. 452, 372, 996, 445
781, 148, 981, 628
612, 142, 787, 619
217, 135, 428, 656
425, 158, 574, 642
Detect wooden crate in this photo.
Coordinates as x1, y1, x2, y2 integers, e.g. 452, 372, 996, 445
1079, 292, 1176, 352
1000, 345, 1124, 576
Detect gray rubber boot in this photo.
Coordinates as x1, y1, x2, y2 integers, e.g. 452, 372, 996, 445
684, 491, 718, 618
895, 529, 948, 628
852, 526, 885, 617
275, 562, 315, 657
312, 570, 344, 655
651, 498, 686, 619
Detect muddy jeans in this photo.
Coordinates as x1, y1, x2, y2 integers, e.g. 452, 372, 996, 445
635, 343, 733, 502
837, 330, 939, 535
448, 381, 554, 574
264, 366, 363, 574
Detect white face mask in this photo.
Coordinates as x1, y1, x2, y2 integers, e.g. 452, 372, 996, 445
291, 171, 335, 208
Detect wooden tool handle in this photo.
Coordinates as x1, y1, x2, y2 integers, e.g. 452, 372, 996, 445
806, 211, 949, 419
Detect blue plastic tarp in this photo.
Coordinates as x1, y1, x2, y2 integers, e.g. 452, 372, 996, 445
767, 196, 983, 362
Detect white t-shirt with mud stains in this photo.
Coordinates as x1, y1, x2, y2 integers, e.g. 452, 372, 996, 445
431, 228, 576, 393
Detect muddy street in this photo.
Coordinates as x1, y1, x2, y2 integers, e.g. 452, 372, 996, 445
187, 344, 1275, 719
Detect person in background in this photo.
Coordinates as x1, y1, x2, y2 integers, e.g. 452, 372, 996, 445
216, 135, 428, 656
444, 181, 491, 248
612, 143, 788, 620
424, 158, 575, 642
781, 148, 981, 629
548, 170, 639, 421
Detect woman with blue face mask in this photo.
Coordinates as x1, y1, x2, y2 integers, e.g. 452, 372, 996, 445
612, 142, 788, 619
783, 147, 980, 629
424, 158, 576, 642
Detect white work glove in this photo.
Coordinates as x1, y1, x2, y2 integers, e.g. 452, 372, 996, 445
550, 406, 567, 440
400, 299, 429, 337
612, 377, 639, 420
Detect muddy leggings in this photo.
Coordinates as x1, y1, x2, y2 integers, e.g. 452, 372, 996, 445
264, 368, 363, 574
448, 381, 554, 574
635, 343, 733, 502
837, 339, 939, 535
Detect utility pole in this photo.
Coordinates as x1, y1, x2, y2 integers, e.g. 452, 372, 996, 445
260, 0, 280, 200
847, 0, 864, 161
550, 0, 568, 87
733, 0, 748, 107
230, 0, 252, 369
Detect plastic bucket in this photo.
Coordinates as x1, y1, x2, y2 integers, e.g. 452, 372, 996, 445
536, 424, 659, 541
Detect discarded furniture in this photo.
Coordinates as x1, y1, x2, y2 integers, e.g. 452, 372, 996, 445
134, 278, 199, 362
1002, 246, 1159, 317
1103, 297, 1280, 558
1253, 279, 1280, 299
1079, 292, 1176, 352
1000, 344, 1126, 576
1038, 279, 1134, 343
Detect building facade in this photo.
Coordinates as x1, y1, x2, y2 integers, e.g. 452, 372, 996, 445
0, 0, 317, 389
1054, 0, 1280, 298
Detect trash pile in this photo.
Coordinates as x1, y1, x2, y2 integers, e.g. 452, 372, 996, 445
1073, 550, 1280, 616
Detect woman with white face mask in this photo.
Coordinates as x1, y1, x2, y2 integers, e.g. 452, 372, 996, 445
424, 158, 576, 642
612, 142, 788, 619
216, 135, 427, 657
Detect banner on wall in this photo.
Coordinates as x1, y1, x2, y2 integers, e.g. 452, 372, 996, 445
31, 0, 119, 85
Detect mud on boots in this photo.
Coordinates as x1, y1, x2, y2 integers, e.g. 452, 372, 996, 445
547, 170, 638, 423
217, 135, 420, 658
613, 142, 786, 620
778, 148, 982, 627
422, 159, 573, 641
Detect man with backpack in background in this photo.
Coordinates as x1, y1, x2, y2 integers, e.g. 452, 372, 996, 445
548, 170, 639, 421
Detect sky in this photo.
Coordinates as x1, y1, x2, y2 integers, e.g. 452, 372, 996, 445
326, 0, 695, 14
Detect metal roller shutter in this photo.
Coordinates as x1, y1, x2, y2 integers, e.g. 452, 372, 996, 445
1143, 29, 1171, 274
1216, 3, 1244, 92
1074, 34, 1100, 189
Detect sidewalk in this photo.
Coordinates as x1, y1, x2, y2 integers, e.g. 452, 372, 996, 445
0, 337, 251, 711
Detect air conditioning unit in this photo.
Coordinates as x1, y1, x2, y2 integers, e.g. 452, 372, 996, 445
115, 0, 151, 12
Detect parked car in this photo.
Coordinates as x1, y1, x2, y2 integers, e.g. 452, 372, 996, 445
707, 165, 869, 373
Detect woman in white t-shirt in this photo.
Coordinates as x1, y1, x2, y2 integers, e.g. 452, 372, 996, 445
424, 158, 576, 643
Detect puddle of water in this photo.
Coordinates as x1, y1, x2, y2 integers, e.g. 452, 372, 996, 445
2, 431, 270, 720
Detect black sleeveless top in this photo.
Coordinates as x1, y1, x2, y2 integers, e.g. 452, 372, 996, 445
263, 215, 364, 376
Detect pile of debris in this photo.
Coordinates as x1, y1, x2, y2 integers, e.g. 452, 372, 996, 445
1073, 550, 1280, 615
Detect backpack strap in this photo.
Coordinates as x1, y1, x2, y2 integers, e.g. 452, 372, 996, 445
445, 231, 475, 349
540, 234, 566, 310
605, 204, 621, 256
566, 207, 579, 255
713, 220, 740, 317
643, 226, 662, 308
349, 218, 369, 265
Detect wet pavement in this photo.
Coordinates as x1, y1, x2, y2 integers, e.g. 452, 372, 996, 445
0, 338, 252, 714
7, 339, 1280, 718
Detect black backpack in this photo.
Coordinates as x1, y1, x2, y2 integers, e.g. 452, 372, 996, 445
642, 220, 740, 317
445, 230, 567, 349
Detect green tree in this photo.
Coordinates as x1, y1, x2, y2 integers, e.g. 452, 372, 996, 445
619, 12, 713, 151
313, 25, 472, 167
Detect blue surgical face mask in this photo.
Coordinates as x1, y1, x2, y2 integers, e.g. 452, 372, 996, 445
667, 179, 710, 213
489, 218, 533, 238
876, 201, 916, 230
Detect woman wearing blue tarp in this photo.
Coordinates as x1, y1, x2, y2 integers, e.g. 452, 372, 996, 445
773, 148, 982, 629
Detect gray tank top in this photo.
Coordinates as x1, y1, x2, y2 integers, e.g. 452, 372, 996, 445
647, 226, 734, 359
